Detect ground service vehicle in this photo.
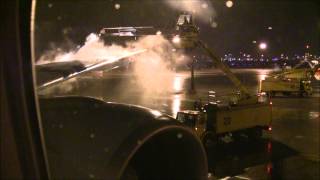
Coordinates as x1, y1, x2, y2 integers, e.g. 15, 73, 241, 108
261, 78, 312, 97
261, 61, 318, 97
177, 101, 272, 147
172, 29, 272, 147
172, 13, 199, 50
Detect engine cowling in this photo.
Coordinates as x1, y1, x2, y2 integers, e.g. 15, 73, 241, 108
39, 96, 208, 179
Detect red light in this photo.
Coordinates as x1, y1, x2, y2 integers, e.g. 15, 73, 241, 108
267, 142, 272, 153
267, 163, 273, 174
269, 101, 273, 105
268, 126, 272, 131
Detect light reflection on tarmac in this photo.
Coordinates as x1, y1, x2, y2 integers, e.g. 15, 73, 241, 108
64, 68, 319, 179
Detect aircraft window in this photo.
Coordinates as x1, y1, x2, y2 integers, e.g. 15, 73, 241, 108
32, 0, 319, 179
177, 113, 186, 123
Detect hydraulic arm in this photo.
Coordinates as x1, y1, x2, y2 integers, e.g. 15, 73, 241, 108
197, 40, 251, 99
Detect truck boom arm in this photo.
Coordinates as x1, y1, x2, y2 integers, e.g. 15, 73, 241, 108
197, 40, 251, 98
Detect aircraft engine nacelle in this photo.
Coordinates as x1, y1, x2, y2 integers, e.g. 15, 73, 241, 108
39, 96, 208, 180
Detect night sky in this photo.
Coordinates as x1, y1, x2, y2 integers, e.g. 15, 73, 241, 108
35, 0, 320, 59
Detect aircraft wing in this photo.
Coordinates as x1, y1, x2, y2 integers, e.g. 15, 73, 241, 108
100, 26, 156, 37
36, 49, 146, 91
102, 26, 154, 30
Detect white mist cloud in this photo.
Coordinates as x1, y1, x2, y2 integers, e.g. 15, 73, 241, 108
37, 33, 140, 66
164, 0, 217, 28
128, 36, 176, 96
37, 33, 188, 97
127, 35, 190, 98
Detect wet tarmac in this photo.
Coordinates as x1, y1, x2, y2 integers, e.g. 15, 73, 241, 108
64, 68, 319, 179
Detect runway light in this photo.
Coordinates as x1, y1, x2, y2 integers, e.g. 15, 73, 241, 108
267, 163, 273, 174
201, 3, 208, 9
114, 3, 121, 10
172, 35, 181, 44
259, 42, 267, 50
173, 76, 182, 92
226, 0, 233, 8
267, 142, 272, 152
156, 30, 162, 35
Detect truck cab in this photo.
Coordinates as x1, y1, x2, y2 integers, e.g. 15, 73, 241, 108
176, 110, 206, 137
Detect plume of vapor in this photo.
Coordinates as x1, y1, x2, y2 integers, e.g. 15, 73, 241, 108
37, 33, 141, 66
128, 36, 176, 96
37, 33, 188, 98
164, 0, 218, 28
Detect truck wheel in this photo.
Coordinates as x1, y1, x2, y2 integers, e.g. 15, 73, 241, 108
122, 165, 138, 180
300, 91, 308, 97
270, 91, 275, 97
232, 132, 245, 142
267, 91, 275, 98
247, 128, 262, 140
283, 92, 291, 96
201, 132, 218, 149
